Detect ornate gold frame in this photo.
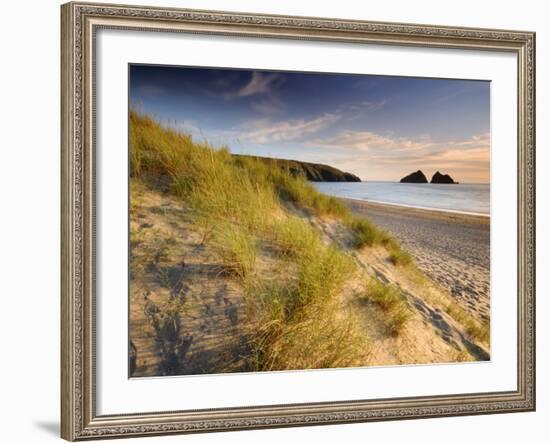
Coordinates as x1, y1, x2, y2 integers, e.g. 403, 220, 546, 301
61, 2, 536, 440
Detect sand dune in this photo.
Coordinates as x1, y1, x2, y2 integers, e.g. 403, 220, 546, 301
130, 186, 489, 377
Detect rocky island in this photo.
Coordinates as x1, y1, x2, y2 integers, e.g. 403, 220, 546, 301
431, 171, 458, 184
400, 170, 458, 184
233, 154, 361, 182
400, 170, 428, 183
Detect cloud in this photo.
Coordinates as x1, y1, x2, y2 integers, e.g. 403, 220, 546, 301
426, 147, 489, 163
337, 99, 388, 120
447, 133, 491, 148
311, 130, 489, 153
223, 113, 340, 144
220, 72, 286, 115
225, 72, 281, 99
310, 130, 432, 151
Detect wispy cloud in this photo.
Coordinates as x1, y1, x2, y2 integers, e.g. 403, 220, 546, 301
222, 113, 340, 144
447, 133, 490, 148
231, 99, 391, 146
311, 130, 488, 152
336, 99, 388, 121
219, 72, 286, 115
309, 130, 432, 152
225, 72, 281, 99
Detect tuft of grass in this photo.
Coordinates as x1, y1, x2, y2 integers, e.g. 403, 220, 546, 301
265, 220, 356, 319
242, 232, 358, 370
386, 308, 411, 337
296, 245, 356, 308
347, 217, 412, 267
347, 217, 390, 248
366, 278, 412, 336
211, 224, 257, 283
387, 241, 413, 266
266, 166, 350, 218
367, 279, 403, 311
311, 194, 350, 218
271, 216, 320, 258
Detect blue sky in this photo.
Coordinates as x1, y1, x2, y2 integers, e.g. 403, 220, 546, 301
130, 64, 490, 183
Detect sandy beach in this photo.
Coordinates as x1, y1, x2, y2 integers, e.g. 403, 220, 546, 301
343, 199, 490, 322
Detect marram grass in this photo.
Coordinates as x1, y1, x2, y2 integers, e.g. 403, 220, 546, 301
130, 110, 413, 369
365, 277, 413, 336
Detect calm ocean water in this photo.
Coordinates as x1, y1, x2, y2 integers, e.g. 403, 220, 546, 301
313, 182, 490, 216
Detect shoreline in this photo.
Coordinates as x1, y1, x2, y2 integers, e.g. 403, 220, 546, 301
343, 197, 490, 321
343, 197, 490, 219
341, 198, 490, 226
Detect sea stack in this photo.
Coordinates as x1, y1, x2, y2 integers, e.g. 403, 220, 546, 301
400, 170, 428, 183
430, 171, 458, 184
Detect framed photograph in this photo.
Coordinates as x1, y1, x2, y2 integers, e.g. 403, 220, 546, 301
61, 1, 536, 440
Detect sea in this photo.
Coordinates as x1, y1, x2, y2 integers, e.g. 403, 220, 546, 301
313, 182, 490, 216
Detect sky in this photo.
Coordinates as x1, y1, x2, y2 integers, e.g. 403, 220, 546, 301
130, 64, 490, 183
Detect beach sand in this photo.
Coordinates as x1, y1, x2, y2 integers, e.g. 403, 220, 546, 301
129, 186, 490, 376
343, 199, 490, 322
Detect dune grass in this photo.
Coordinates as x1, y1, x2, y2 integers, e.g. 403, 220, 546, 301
343, 215, 411, 265
346, 216, 412, 266
270, 216, 319, 258
265, 164, 350, 218
295, 242, 356, 308
365, 278, 412, 336
387, 241, 413, 266
244, 255, 365, 372
248, 296, 367, 371
130, 111, 369, 370
211, 224, 258, 283
130, 111, 412, 265
348, 217, 391, 248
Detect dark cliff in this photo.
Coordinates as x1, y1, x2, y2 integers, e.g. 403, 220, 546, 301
233, 154, 361, 182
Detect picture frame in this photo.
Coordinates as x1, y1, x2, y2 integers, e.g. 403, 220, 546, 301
61, 1, 536, 440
